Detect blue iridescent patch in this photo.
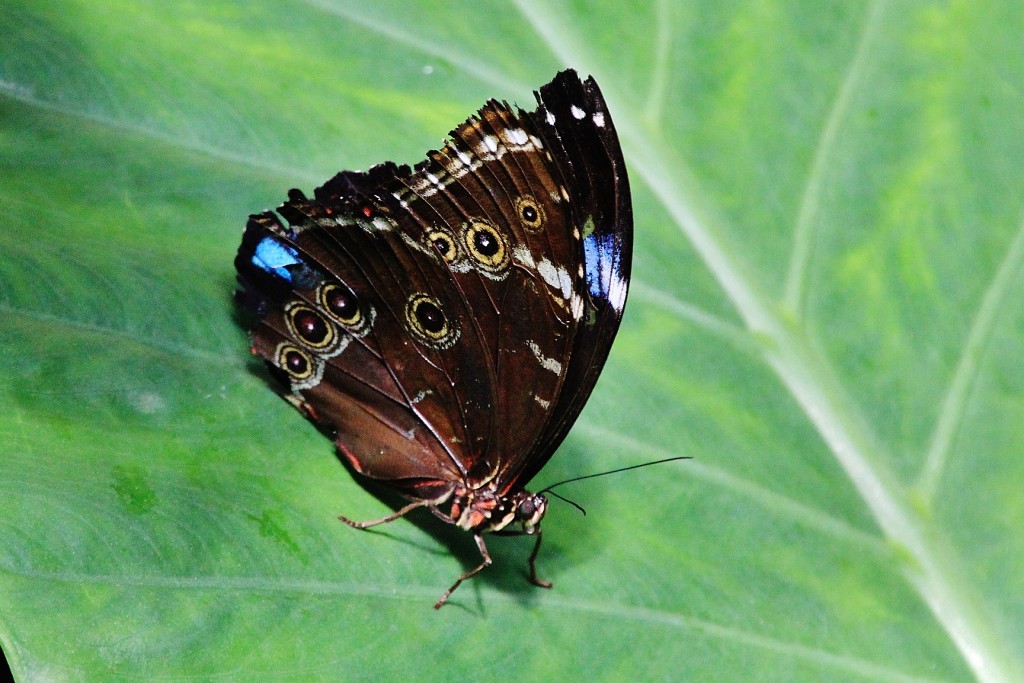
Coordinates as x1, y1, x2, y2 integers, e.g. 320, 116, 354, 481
583, 229, 617, 299
252, 237, 301, 282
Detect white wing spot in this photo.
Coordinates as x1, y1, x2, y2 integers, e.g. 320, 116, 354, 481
609, 272, 628, 313
512, 244, 535, 268
503, 127, 528, 145
570, 105, 586, 119
483, 135, 499, 153
545, 110, 556, 125
537, 258, 560, 292
534, 395, 551, 409
592, 111, 606, 127
570, 293, 584, 320
537, 257, 573, 301
558, 267, 573, 300
527, 340, 563, 375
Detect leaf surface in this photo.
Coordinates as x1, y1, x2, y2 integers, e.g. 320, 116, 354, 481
1, 1, 1022, 680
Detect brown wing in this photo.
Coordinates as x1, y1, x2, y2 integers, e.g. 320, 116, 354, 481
234, 69, 631, 501
500, 70, 632, 490
377, 100, 585, 487
237, 192, 481, 501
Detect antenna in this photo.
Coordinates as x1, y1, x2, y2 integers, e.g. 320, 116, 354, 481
538, 456, 691, 515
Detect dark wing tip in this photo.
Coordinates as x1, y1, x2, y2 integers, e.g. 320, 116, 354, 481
530, 68, 633, 308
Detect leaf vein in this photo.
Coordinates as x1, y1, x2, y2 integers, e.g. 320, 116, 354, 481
782, 0, 889, 316
916, 209, 1024, 501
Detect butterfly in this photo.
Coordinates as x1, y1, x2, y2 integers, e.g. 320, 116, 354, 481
234, 69, 632, 608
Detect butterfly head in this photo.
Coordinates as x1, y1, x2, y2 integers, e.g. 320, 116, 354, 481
510, 491, 547, 533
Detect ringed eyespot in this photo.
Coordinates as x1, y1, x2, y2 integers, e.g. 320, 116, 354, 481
463, 219, 509, 274
274, 342, 323, 389
318, 282, 370, 335
405, 293, 459, 348
425, 227, 460, 263
514, 195, 545, 231
284, 302, 336, 350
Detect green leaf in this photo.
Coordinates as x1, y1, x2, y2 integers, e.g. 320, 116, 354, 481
2, 0, 1023, 680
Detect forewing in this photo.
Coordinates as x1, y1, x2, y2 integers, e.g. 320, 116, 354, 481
502, 70, 633, 490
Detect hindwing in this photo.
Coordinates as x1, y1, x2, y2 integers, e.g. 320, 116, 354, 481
234, 69, 631, 500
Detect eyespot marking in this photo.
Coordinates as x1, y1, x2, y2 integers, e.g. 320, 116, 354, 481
515, 195, 545, 232
405, 293, 459, 348
274, 342, 324, 389
285, 302, 336, 350
425, 227, 460, 263
463, 219, 509, 274
319, 282, 372, 336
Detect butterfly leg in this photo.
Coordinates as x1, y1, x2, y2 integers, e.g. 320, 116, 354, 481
527, 528, 553, 589
338, 499, 429, 528
493, 526, 553, 589
434, 532, 492, 609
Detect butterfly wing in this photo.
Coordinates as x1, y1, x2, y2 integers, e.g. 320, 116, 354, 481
235, 69, 631, 502
381, 98, 599, 488
495, 70, 632, 491
237, 175, 489, 501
